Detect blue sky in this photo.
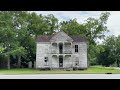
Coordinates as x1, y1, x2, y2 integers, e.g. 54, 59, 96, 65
31, 11, 120, 42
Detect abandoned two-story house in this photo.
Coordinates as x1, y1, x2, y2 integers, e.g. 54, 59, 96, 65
36, 31, 88, 70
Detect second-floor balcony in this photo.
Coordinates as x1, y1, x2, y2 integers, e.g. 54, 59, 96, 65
51, 42, 72, 54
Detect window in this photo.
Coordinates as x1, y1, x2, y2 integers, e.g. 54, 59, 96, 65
45, 57, 48, 60
75, 45, 78, 52
75, 57, 79, 66
44, 57, 48, 66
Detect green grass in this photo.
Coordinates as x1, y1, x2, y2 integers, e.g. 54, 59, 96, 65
0, 66, 120, 74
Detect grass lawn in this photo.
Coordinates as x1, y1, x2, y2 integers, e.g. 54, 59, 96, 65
0, 66, 120, 74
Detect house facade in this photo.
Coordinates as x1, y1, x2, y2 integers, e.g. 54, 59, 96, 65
36, 31, 88, 70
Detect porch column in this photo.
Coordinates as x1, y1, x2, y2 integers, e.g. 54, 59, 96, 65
51, 42, 53, 53
57, 42, 58, 54
57, 55, 59, 68
63, 42, 65, 53
63, 55, 65, 68
50, 55, 52, 69
71, 42, 72, 53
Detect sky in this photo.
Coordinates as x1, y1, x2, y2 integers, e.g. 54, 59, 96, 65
31, 11, 120, 43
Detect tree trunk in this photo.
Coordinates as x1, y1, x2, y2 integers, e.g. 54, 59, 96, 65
18, 56, 21, 68
7, 56, 10, 69
116, 60, 119, 67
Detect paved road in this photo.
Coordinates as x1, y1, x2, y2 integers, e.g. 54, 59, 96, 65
0, 74, 120, 79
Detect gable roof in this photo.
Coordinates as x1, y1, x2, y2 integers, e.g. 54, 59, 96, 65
71, 36, 88, 42
50, 31, 73, 42
37, 31, 88, 42
37, 35, 53, 42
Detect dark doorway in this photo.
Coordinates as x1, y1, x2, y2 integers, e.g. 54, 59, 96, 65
59, 56, 63, 67
59, 43, 63, 54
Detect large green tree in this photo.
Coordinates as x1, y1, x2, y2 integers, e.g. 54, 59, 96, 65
0, 11, 28, 69
0, 11, 59, 68
87, 42, 119, 67
97, 35, 120, 67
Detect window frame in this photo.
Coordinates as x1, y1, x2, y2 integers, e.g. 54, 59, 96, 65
75, 45, 78, 52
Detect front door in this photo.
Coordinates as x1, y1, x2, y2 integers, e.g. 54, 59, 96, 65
59, 56, 63, 67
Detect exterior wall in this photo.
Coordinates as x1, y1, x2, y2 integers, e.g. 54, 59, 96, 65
51, 55, 59, 68
51, 43, 59, 54
79, 42, 87, 68
72, 42, 87, 69
36, 42, 50, 69
64, 43, 72, 54
64, 55, 73, 68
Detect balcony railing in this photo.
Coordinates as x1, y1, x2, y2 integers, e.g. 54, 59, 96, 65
51, 49, 72, 54
51, 42, 72, 54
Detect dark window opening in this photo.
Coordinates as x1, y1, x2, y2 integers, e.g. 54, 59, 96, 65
59, 43, 63, 54
45, 57, 48, 60
44, 57, 48, 66
75, 45, 78, 52
45, 60, 47, 62
59, 56, 63, 67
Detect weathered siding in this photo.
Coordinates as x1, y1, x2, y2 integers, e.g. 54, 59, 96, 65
64, 55, 72, 68
79, 42, 87, 68
72, 42, 87, 69
52, 55, 59, 68
50, 31, 73, 42
36, 42, 50, 68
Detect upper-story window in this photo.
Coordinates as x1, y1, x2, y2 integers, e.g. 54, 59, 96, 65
75, 45, 78, 52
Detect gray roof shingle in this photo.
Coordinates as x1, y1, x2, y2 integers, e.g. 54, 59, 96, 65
37, 35, 88, 42
71, 35, 88, 42
37, 35, 53, 42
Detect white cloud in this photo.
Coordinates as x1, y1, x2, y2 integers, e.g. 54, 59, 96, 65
31, 11, 120, 37
106, 11, 120, 36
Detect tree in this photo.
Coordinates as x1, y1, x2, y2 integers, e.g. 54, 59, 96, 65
88, 44, 105, 65
108, 35, 120, 67
60, 18, 82, 35
43, 14, 59, 35
97, 35, 120, 67
0, 11, 28, 69
9, 45, 27, 68
12, 12, 59, 67
0, 11, 16, 69
115, 35, 120, 67
0, 46, 4, 54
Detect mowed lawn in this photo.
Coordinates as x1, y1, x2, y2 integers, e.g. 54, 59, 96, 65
0, 66, 120, 74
